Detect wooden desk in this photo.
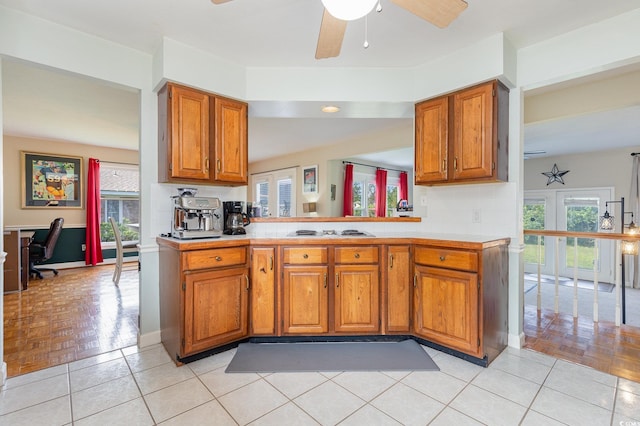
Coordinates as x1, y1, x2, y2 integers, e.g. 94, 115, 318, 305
3, 230, 34, 293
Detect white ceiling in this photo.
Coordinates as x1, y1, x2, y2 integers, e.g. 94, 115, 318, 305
2, 0, 640, 167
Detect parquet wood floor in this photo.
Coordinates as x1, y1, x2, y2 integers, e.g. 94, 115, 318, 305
524, 304, 640, 383
3, 264, 138, 378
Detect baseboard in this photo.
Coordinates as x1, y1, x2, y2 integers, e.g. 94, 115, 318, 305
508, 332, 525, 349
138, 329, 161, 348
1, 362, 7, 388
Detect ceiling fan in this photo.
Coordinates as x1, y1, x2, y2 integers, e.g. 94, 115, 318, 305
211, 0, 467, 59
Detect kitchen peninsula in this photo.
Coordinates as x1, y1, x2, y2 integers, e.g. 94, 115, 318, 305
157, 230, 509, 368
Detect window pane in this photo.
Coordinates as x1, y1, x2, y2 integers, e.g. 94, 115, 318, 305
353, 181, 363, 216
277, 178, 292, 217
387, 184, 398, 217
367, 183, 376, 217
523, 200, 546, 265
564, 199, 598, 270
100, 163, 139, 242
256, 181, 269, 217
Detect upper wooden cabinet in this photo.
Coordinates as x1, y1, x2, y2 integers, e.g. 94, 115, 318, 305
213, 97, 248, 184
158, 82, 248, 186
415, 80, 509, 185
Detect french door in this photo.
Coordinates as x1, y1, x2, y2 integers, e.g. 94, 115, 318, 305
524, 188, 614, 283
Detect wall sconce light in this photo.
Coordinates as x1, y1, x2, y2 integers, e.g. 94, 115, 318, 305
599, 206, 615, 230
303, 202, 317, 213
622, 240, 639, 255
622, 214, 639, 255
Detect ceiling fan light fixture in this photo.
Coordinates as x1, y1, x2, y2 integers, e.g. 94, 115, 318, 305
321, 105, 340, 113
321, 0, 378, 21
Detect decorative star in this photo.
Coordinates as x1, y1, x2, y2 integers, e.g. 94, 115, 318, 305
542, 163, 570, 185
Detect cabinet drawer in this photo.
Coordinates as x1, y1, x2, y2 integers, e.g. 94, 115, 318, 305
334, 246, 379, 264
183, 247, 247, 271
283, 247, 327, 264
414, 246, 477, 272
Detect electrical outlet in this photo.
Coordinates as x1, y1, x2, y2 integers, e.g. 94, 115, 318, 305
472, 209, 481, 223
420, 195, 428, 206
81, 244, 86, 251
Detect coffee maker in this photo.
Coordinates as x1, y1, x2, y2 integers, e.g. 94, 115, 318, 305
171, 188, 222, 239
223, 201, 251, 235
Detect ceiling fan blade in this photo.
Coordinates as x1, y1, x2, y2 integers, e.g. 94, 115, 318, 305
391, 0, 468, 28
315, 9, 348, 59
211, 0, 233, 4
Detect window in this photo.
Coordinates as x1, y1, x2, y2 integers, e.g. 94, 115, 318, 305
351, 169, 400, 217
100, 162, 139, 243
251, 167, 296, 217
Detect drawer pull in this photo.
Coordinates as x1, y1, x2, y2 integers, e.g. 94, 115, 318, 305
336, 273, 339, 288
269, 255, 274, 271
303, 253, 309, 259
214, 256, 222, 261
354, 253, 360, 259
324, 274, 327, 288
389, 254, 394, 269
439, 256, 446, 261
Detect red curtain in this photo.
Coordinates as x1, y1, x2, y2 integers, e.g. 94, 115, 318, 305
399, 171, 408, 201
85, 158, 103, 265
375, 168, 387, 217
342, 163, 354, 216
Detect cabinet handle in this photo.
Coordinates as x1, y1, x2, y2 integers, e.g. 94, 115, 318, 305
413, 274, 417, 288
442, 159, 446, 171
269, 255, 274, 271
214, 256, 222, 261
205, 157, 209, 171
217, 159, 221, 171
303, 253, 309, 259
439, 255, 446, 261
324, 274, 327, 288
245, 275, 249, 290
389, 254, 394, 269
454, 158, 458, 170
354, 253, 360, 259
336, 273, 339, 288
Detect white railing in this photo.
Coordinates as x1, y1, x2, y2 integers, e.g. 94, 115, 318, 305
524, 230, 640, 326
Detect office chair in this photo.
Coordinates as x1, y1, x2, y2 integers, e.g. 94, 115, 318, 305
29, 217, 64, 279
109, 217, 138, 285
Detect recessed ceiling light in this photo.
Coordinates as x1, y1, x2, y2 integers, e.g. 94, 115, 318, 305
321, 105, 340, 113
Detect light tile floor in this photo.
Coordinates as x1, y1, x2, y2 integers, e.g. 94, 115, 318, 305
1, 343, 639, 425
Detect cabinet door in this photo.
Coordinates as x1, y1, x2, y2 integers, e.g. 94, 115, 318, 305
250, 247, 276, 335
386, 246, 411, 332
170, 84, 211, 180
283, 265, 328, 334
413, 265, 480, 357
213, 96, 248, 184
183, 267, 249, 355
415, 96, 449, 184
452, 82, 494, 181
334, 265, 379, 333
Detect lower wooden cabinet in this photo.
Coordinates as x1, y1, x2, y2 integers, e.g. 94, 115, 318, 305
158, 237, 508, 366
282, 265, 328, 334
250, 247, 276, 335
385, 245, 411, 333
184, 267, 249, 355
334, 265, 379, 333
413, 265, 480, 357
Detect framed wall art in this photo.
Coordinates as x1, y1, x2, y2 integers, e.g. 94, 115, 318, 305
302, 164, 318, 194
21, 151, 84, 208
